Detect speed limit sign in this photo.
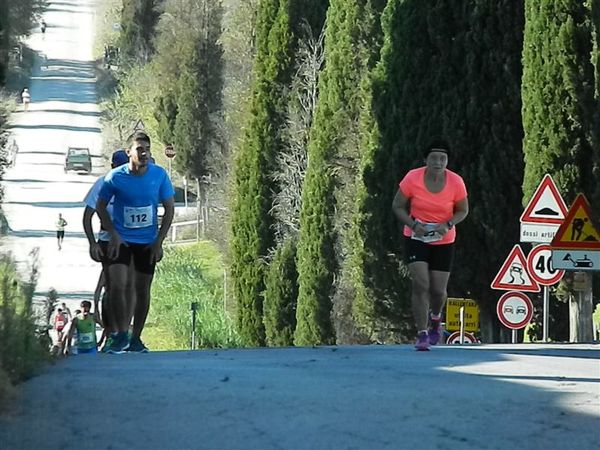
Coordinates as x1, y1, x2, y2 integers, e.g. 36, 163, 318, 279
526, 244, 565, 286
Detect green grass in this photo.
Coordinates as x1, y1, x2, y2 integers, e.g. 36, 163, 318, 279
144, 241, 241, 350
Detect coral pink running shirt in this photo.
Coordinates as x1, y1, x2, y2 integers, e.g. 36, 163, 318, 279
398, 167, 467, 245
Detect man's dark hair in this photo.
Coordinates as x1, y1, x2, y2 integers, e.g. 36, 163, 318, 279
127, 131, 151, 147
80, 300, 92, 308
424, 138, 450, 157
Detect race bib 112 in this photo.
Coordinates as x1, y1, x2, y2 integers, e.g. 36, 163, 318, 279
124, 205, 153, 228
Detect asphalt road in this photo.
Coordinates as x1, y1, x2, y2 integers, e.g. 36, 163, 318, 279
1, 0, 102, 312
0, 344, 598, 450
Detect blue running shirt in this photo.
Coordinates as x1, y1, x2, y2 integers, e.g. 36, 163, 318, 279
83, 176, 113, 242
98, 164, 175, 244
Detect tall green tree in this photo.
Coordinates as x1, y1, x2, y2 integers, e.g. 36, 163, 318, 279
230, 0, 294, 346
119, 0, 162, 64
231, 0, 328, 346
522, 1, 597, 204
294, 0, 384, 345
0, 0, 45, 85
357, 0, 526, 342
263, 238, 298, 346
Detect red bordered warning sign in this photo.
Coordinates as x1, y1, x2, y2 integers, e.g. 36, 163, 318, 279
550, 194, 600, 249
491, 245, 540, 292
496, 291, 534, 330
520, 174, 568, 225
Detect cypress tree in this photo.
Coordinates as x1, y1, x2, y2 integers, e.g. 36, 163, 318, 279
172, 2, 224, 179
263, 238, 298, 346
522, 1, 597, 204
230, 0, 294, 346
119, 0, 162, 65
294, 0, 382, 345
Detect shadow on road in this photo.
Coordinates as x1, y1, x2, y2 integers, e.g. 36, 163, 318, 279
3, 178, 93, 184
9, 124, 101, 133
4, 201, 85, 208
28, 109, 100, 117
8, 230, 86, 239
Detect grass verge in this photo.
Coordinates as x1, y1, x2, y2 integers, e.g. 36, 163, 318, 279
145, 241, 240, 350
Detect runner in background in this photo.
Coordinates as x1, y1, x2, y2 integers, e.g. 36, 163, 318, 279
56, 213, 67, 250
64, 302, 99, 355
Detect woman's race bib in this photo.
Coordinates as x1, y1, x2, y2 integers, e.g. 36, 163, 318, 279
124, 205, 153, 228
411, 222, 442, 243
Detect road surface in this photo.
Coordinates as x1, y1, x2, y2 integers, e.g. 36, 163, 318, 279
0, 344, 598, 450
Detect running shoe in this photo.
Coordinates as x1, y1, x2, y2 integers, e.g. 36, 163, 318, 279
415, 331, 430, 351
125, 335, 149, 353
428, 317, 442, 345
100, 335, 114, 353
106, 332, 129, 354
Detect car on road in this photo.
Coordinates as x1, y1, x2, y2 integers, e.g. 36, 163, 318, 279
64, 147, 92, 173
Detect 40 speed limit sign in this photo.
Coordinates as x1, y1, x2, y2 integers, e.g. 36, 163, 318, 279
526, 244, 565, 286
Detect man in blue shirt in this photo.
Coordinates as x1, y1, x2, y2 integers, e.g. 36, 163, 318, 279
96, 132, 175, 354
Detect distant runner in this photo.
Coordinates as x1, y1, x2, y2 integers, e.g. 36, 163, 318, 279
96, 132, 175, 354
21, 88, 30, 112
56, 213, 67, 250
64, 301, 99, 355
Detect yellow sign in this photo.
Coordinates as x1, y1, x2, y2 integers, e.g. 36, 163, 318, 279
445, 298, 479, 332
551, 194, 600, 249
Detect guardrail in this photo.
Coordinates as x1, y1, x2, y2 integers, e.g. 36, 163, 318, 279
170, 220, 203, 242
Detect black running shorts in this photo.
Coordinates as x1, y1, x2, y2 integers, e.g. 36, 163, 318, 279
99, 240, 156, 275
404, 237, 455, 272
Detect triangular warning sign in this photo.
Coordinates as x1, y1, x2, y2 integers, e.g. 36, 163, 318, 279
520, 174, 568, 225
133, 119, 146, 131
491, 245, 541, 292
550, 194, 600, 249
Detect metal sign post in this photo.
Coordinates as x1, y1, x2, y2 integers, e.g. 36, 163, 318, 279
542, 286, 549, 342
459, 306, 465, 344
190, 302, 198, 350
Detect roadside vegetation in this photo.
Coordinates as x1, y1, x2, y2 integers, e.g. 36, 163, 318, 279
0, 255, 51, 410
145, 242, 240, 350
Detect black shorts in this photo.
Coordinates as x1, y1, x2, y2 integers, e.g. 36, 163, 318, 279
99, 240, 156, 275
404, 237, 455, 272
57, 230, 65, 239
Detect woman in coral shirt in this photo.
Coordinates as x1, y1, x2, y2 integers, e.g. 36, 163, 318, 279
392, 139, 469, 351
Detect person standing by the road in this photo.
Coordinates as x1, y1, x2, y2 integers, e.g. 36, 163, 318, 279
21, 88, 30, 112
96, 132, 175, 354
392, 139, 469, 351
83, 149, 130, 351
56, 213, 68, 250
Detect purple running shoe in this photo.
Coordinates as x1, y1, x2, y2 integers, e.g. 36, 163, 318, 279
415, 331, 430, 351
